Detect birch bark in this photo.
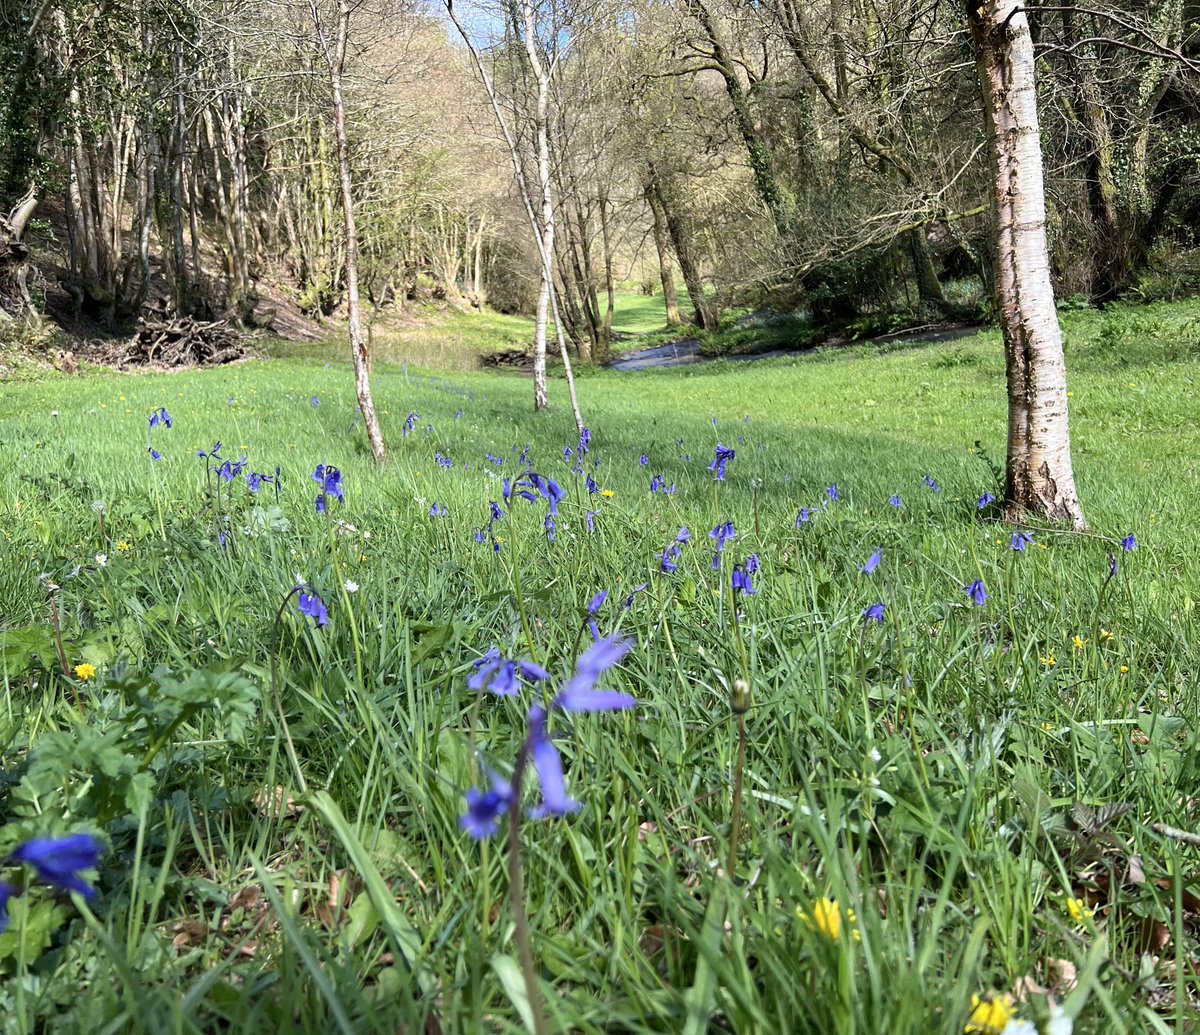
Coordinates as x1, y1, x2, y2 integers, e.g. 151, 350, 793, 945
968, 0, 1086, 528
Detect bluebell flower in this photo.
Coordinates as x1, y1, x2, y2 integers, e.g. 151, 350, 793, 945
964, 579, 988, 606
310, 396, 320, 407
623, 583, 648, 609
518, 445, 532, 466
429, 503, 446, 517
731, 554, 757, 594
708, 443, 736, 481
544, 514, 556, 542
709, 521, 736, 550
486, 454, 504, 466
795, 508, 815, 526
460, 774, 514, 839
526, 705, 579, 819
977, 492, 996, 509
921, 475, 940, 493
554, 636, 634, 713
0, 881, 13, 932
650, 474, 664, 494
586, 474, 598, 494
659, 542, 681, 573
245, 471, 272, 493
587, 590, 608, 615
474, 529, 487, 544
197, 440, 222, 460
147, 407, 172, 429
11, 834, 103, 898
863, 602, 885, 622
297, 591, 329, 626
563, 446, 573, 461
312, 464, 344, 512
676, 527, 691, 543
861, 549, 883, 575
639, 454, 648, 466
403, 412, 419, 436
148, 447, 162, 461
578, 427, 590, 455
888, 495, 902, 508
585, 509, 598, 533
469, 649, 551, 697
1010, 531, 1033, 551
826, 484, 839, 501
1120, 533, 1136, 551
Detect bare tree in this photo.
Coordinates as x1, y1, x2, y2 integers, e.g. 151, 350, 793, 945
968, 0, 1085, 528
309, 0, 387, 463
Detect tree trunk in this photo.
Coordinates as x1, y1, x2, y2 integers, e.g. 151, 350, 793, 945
0, 189, 39, 320
315, 0, 386, 464
522, 2, 552, 411
646, 178, 682, 326
648, 162, 715, 330
968, 0, 1085, 529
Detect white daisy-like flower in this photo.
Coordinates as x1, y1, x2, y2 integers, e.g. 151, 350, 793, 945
94, 553, 108, 567
344, 579, 359, 593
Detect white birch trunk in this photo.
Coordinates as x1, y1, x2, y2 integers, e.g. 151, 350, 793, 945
522, 0, 552, 412
313, 0, 387, 464
968, 0, 1086, 529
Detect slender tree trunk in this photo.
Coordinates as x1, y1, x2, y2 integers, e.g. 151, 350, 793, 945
313, 0, 386, 464
522, 0, 552, 411
646, 178, 682, 326
598, 188, 615, 361
648, 162, 714, 329
968, 0, 1085, 528
443, 0, 584, 433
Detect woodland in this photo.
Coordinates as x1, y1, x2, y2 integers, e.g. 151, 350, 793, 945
2, 2, 1200, 1033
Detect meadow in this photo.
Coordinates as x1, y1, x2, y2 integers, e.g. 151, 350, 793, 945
1, 297, 1199, 1033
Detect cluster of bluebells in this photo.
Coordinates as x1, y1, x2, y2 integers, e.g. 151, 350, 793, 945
460, 637, 635, 838
147, 406, 172, 460
0, 834, 104, 931
649, 474, 676, 496
506, 471, 565, 542
297, 590, 329, 626
312, 464, 344, 513
709, 443, 736, 482
658, 528, 692, 573
709, 521, 736, 569
731, 554, 759, 594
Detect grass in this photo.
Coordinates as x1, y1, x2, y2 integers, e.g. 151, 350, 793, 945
1, 297, 1199, 1032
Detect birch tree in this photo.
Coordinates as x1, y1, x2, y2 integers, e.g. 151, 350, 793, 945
309, 0, 388, 463
967, 0, 1086, 528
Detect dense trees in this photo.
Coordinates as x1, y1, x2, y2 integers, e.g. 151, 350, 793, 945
2, 0, 1198, 513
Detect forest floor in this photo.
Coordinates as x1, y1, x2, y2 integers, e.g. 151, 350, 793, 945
2, 296, 1199, 1032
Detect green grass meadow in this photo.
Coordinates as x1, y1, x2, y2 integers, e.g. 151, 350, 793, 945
1, 297, 1199, 1032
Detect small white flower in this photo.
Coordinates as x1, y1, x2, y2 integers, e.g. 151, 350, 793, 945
1001, 1021, 1036, 1035
362, 530, 371, 540
294, 572, 304, 585
51, 410, 59, 418
869, 748, 882, 764
91, 500, 106, 514
344, 579, 359, 593
94, 553, 108, 567
1045, 1009, 1073, 1035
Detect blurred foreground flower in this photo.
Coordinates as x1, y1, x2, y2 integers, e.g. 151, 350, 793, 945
11, 834, 104, 898
797, 897, 858, 942
965, 993, 1015, 1034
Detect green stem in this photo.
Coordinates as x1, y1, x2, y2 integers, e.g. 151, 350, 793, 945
269, 585, 309, 795
506, 742, 549, 1035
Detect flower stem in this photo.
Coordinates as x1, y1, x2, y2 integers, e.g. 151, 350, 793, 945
505, 742, 548, 1035
270, 586, 309, 795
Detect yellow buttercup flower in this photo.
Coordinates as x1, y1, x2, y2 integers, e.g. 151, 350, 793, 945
797, 897, 859, 942
1119, 665, 1129, 673
116, 540, 132, 552
1040, 655, 1056, 668
965, 993, 1016, 1034
74, 663, 96, 680
1099, 628, 1114, 643
1066, 897, 1093, 923
600, 489, 615, 499
1072, 635, 1086, 650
